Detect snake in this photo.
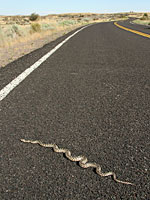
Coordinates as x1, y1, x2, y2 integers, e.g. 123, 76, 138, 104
20, 139, 134, 185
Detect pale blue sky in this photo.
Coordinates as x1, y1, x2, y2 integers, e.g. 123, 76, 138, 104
0, 0, 150, 15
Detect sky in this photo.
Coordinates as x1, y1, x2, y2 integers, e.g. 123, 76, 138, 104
0, 0, 150, 15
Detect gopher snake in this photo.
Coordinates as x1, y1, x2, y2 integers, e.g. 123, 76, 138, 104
21, 139, 134, 185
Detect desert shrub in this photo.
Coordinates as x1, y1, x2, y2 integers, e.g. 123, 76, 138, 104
83, 18, 90, 22
141, 13, 149, 20
79, 14, 84, 18
29, 13, 39, 21
141, 16, 146, 20
12, 25, 21, 36
41, 23, 54, 30
120, 14, 127, 18
59, 20, 76, 26
148, 22, 150, 25
30, 23, 41, 32
144, 13, 148, 17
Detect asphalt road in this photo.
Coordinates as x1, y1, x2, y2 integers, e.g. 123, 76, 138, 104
119, 19, 150, 35
0, 21, 150, 200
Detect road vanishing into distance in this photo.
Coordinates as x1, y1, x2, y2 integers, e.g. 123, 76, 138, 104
0, 19, 150, 199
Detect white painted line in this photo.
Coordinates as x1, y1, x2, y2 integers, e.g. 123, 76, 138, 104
0, 25, 90, 101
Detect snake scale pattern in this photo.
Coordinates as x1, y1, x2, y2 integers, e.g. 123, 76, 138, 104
21, 139, 134, 185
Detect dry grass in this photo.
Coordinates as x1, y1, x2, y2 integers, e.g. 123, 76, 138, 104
134, 13, 150, 25
133, 19, 150, 26
133, 13, 150, 26
0, 13, 129, 49
0, 12, 146, 67
0, 20, 83, 48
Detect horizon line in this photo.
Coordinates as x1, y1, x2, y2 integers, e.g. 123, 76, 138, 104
1, 11, 150, 16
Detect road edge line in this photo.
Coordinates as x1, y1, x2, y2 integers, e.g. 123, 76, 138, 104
0, 24, 91, 101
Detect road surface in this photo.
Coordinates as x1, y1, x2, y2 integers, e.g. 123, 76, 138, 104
0, 20, 150, 199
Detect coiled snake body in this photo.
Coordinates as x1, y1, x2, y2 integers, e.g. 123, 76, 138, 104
21, 139, 134, 185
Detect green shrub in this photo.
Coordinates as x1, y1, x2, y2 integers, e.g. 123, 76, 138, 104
30, 23, 41, 32
59, 20, 76, 26
83, 18, 90, 22
41, 23, 54, 30
141, 13, 149, 20
29, 13, 39, 21
144, 13, 148, 17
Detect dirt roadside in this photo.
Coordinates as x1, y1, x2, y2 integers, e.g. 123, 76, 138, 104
0, 25, 87, 68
